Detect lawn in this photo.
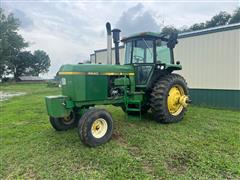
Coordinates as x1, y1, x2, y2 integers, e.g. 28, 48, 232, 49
0, 83, 239, 179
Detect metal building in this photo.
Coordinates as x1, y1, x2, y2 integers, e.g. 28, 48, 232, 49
90, 47, 125, 65
90, 23, 240, 109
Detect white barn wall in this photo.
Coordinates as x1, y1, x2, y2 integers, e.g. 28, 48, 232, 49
95, 48, 125, 65
175, 28, 240, 90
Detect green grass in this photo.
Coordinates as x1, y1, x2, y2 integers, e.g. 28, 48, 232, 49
0, 83, 240, 179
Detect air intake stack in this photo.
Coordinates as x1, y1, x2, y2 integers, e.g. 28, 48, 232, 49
106, 22, 112, 64
111, 29, 121, 65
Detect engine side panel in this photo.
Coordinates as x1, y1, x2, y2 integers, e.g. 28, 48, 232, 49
86, 75, 108, 101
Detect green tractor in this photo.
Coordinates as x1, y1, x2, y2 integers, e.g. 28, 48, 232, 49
45, 23, 191, 147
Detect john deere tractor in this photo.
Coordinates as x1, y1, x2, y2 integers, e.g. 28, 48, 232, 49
45, 23, 190, 147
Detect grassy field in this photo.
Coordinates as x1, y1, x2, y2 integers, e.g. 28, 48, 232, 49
0, 83, 240, 179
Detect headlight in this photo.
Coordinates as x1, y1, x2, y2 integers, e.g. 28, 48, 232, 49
61, 78, 66, 85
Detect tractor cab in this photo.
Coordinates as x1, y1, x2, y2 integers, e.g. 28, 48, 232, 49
122, 32, 180, 87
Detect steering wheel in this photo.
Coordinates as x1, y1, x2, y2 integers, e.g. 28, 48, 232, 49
133, 55, 144, 63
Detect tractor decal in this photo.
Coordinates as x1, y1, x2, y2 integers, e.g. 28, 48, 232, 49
58, 72, 135, 76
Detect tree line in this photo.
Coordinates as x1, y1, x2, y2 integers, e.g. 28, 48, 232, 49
0, 8, 50, 81
161, 8, 240, 34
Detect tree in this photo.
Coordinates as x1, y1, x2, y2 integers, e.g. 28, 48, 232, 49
189, 23, 205, 31
0, 8, 28, 79
179, 10, 235, 33
4, 49, 50, 80
161, 25, 179, 34
30, 50, 51, 76
205, 11, 231, 28
7, 51, 33, 80
229, 8, 240, 24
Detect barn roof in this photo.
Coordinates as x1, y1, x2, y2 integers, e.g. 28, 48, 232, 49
121, 23, 240, 41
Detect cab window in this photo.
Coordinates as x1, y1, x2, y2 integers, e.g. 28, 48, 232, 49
124, 41, 132, 64
132, 39, 153, 63
156, 39, 171, 64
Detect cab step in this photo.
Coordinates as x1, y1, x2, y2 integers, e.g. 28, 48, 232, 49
125, 100, 142, 120
126, 108, 141, 112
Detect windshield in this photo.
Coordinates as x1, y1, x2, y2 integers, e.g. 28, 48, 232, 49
132, 39, 153, 63
124, 39, 154, 64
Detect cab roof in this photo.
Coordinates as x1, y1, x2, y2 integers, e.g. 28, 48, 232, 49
121, 32, 163, 42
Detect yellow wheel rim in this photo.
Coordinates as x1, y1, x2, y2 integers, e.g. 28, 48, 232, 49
91, 118, 108, 138
62, 113, 74, 125
167, 85, 188, 116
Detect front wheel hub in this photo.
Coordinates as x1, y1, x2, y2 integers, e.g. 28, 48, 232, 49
62, 113, 74, 125
91, 118, 108, 139
179, 95, 189, 108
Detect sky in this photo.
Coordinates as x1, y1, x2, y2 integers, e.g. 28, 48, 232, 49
1, 0, 239, 78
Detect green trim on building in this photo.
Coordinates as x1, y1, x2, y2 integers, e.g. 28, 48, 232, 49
189, 89, 240, 109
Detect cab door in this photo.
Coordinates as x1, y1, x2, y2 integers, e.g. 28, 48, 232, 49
132, 39, 155, 86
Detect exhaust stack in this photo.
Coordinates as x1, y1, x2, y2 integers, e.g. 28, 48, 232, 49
106, 22, 112, 64
112, 29, 121, 65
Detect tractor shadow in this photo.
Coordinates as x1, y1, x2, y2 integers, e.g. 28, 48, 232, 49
124, 111, 155, 122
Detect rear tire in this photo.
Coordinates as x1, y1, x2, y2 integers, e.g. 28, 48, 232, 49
49, 112, 78, 131
78, 108, 113, 147
150, 73, 189, 123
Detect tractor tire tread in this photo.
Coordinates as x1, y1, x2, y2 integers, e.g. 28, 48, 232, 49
150, 73, 189, 123
78, 108, 113, 147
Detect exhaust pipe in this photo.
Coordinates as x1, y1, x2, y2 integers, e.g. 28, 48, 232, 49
106, 22, 112, 64
112, 29, 121, 65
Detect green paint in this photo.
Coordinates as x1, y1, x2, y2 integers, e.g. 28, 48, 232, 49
59, 64, 135, 73
122, 32, 162, 42
189, 89, 240, 109
75, 98, 124, 107
45, 96, 72, 117
61, 75, 86, 101
114, 77, 130, 86
86, 75, 108, 100
58, 64, 135, 103
165, 64, 182, 70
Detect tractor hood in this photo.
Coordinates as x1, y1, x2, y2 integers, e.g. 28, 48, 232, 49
57, 64, 135, 102
58, 64, 135, 76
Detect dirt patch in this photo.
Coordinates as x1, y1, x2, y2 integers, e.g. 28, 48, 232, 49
166, 150, 197, 174
128, 146, 141, 156
24, 167, 40, 179
142, 161, 157, 177
0, 91, 26, 101
14, 121, 32, 126
112, 130, 128, 147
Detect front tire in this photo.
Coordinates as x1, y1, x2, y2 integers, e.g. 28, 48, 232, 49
78, 108, 113, 147
150, 73, 189, 123
49, 112, 78, 131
